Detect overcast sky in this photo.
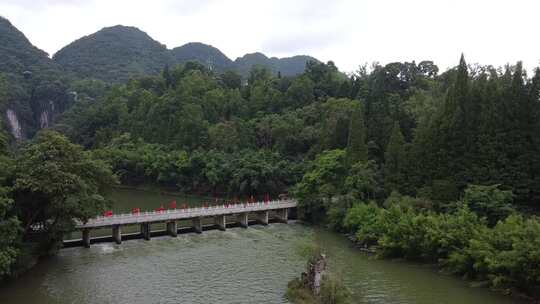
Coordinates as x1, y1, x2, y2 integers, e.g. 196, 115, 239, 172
1, 0, 539, 73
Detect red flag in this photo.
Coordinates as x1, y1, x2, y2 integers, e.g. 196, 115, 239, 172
155, 205, 165, 212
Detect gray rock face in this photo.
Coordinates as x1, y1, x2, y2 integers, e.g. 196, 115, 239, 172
6, 109, 22, 140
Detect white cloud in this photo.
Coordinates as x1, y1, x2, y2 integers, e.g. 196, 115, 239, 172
1, 0, 539, 72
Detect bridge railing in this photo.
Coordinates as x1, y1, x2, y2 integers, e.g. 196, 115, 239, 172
86, 200, 295, 223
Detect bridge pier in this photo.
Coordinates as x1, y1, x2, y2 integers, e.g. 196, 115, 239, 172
192, 217, 202, 233
112, 225, 122, 244
256, 211, 269, 225
214, 215, 226, 231
141, 223, 151, 240
237, 212, 249, 228
166, 221, 177, 237
275, 208, 289, 223
82, 228, 91, 248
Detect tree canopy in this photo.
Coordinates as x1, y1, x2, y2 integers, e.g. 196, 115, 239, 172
13, 131, 116, 251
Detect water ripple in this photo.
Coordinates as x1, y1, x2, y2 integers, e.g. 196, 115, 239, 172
0, 224, 524, 304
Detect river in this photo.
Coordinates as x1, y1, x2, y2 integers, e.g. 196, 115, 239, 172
0, 188, 524, 304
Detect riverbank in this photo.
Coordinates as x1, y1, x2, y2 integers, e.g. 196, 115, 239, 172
338, 204, 540, 303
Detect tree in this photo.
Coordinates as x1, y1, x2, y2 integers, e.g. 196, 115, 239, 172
248, 65, 272, 86
384, 121, 406, 193
221, 70, 242, 90
305, 61, 344, 98
345, 160, 379, 201
530, 68, 540, 204
502, 62, 539, 204
162, 64, 173, 88
462, 184, 514, 226
286, 75, 315, 109
346, 103, 368, 164
438, 55, 473, 187
13, 131, 117, 252
0, 122, 20, 278
294, 150, 348, 221
0, 187, 20, 278
208, 121, 242, 152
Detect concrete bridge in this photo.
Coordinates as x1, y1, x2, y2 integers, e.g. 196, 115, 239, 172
74, 199, 297, 247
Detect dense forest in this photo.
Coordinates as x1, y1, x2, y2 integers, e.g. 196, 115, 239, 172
1, 15, 540, 299
52, 57, 540, 210
0, 16, 317, 139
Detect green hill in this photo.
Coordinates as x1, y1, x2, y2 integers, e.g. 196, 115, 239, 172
172, 44, 318, 77
233, 52, 318, 77
171, 42, 233, 72
0, 16, 69, 140
53, 26, 319, 82
0, 17, 60, 79
0, 18, 320, 139
53, 25, 173, 83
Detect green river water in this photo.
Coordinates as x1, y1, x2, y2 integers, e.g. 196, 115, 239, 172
0, 188, 525, 304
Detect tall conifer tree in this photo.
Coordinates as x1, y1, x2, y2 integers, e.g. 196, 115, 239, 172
384, 121, 406, 192
530, 69, 540, 203
346, 103, 368, 164
440, 54, 471, 187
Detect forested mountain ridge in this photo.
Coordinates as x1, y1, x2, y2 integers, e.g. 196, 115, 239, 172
52, 25, 319, 82
0, 17, 319, 139
0, 16, 71, 140
233, 52, 317, 78
53, 25, 174, 83
0, 17, 60, 78
171, 42, 234, 72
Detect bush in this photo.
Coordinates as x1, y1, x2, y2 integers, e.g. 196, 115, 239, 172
319, 274, 352, 304
343, 202, 384, 246
447, 214, 540, 293
383, 190, 433, 211
377, 206, 434, 258
286, 278, 317, 304
286, 271, 352, 304
326, 197, 354, 231
462, 184, 514, 226
344, 199, 540, 295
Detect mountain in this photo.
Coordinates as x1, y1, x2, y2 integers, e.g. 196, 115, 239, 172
233, 52, 318, 78
171, 42, 233, 72
53, 26, 318, 81
0, 16, 70, 140
171, 43, 316, 77
0, 17, 60, 79
0, 19, 320, 139
53, 25, 173, 83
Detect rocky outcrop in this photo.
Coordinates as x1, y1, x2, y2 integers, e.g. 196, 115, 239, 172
301, 253, 327, 295
39, 110, 49, 129
6, 109, 22, 140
